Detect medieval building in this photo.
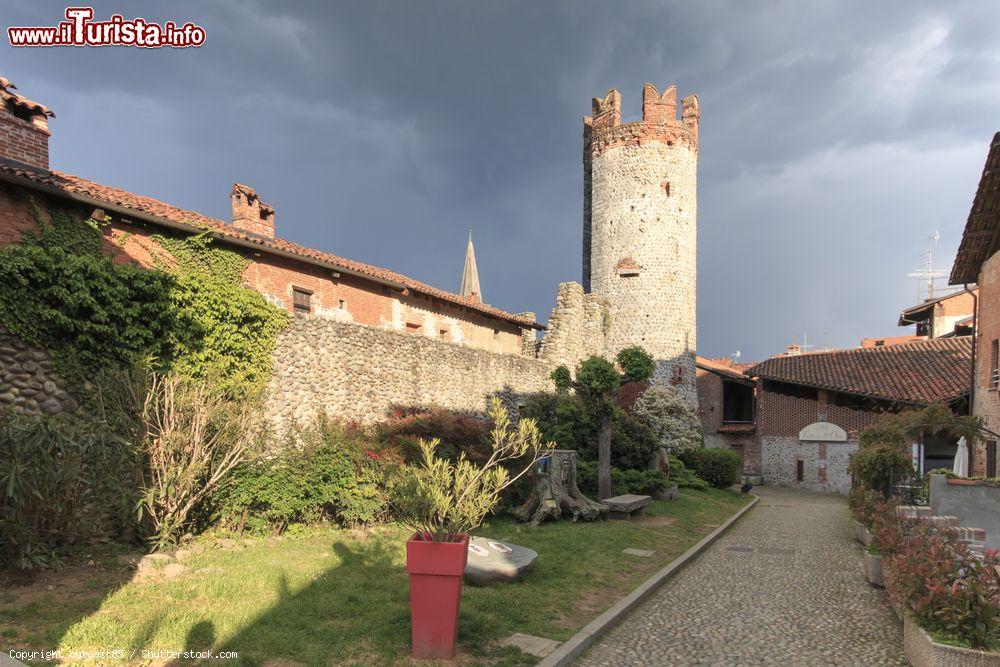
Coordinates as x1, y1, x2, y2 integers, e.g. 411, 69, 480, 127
0, 74, 703, 426
583, 84, 699, 404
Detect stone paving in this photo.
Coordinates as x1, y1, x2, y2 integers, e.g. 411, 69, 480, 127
577, 487, 906, 666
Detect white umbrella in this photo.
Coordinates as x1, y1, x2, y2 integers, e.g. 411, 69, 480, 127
953, 437, 970, 477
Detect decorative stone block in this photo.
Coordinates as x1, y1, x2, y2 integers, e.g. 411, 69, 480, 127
464, 537, 537, 586
603, 493, 652, 520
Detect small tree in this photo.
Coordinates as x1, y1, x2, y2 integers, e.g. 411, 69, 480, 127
553, 346, 655, 500
392, 397, 552, 541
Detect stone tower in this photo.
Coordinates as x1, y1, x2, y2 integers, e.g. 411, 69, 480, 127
583, 83, 699, 404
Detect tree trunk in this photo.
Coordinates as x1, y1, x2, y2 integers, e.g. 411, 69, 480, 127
514, 449, 607, 526
598, 414, 613, 500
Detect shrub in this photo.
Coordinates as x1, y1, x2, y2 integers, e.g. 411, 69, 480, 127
0, 409, 141, 569
391, 398, 551, 542
216, 417, 392, 534
848, 486, 882, 528
667, 454, 709, 490
376, 406, 492, 464
616, 346, 655, 383
848, 444, 912, 496
885, 530, 1000, 649
134, 372, 265, 549
631, 385, 703, 454
679, 448, 741, 488
576, 461, 671, 497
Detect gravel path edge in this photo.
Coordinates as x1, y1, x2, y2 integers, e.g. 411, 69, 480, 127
536, 493, 760, 667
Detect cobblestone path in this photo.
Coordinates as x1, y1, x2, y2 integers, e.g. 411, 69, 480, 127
577, 486, 905, 666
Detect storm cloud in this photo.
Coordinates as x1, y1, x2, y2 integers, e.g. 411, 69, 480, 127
3, 0, 999, 360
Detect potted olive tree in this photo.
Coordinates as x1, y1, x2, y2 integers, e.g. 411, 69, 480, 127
393, 397, 552, 660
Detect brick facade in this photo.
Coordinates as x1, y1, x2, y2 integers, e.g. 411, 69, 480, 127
0, 106, 50, 171
696, 363, 757, 477
972, 252, 1000, 475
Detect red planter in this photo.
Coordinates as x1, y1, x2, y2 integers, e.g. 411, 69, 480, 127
406, 532, 469, 660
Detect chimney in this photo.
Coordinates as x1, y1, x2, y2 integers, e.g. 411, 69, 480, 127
230, 183, 275, 240
0, 76, 55, 171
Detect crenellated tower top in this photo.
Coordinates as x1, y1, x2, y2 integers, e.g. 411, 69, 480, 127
584, 84, 699, 158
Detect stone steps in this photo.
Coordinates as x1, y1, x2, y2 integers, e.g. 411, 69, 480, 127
896, 505, 988, 556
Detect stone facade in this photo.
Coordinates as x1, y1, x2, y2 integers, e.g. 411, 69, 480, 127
972, 251, 1000, 476
266, 314, 558, 426
0, 325, 78, 415
761, 436, 857, 495
584, 84, 698, 405
536, 282, 609, 368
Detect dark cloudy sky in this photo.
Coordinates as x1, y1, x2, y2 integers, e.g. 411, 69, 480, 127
4, 1, 999, 360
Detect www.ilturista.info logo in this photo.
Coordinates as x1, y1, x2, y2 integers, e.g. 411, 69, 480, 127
8, 7, 206, 48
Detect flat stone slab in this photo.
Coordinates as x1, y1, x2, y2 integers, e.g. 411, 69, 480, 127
623, 548, 656, 557
501, 633, 560, 658
464, 537, 537, 586
604, 494, 652, 519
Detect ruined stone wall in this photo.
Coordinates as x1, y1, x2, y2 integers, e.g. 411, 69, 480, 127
267, 314, 558, 427
0, 325, 78, 415
537, 282, 609, 369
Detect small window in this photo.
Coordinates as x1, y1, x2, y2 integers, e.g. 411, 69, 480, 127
338, 299, 346, 310
405, 322, 422, 333
991, 340, 999, 389
292, 287, 312, 314
661, 180, 671, 196
988, 441, 997, 478
796, 460, 804, 482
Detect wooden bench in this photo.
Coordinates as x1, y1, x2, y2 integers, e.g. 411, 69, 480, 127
602, 494, 652, 520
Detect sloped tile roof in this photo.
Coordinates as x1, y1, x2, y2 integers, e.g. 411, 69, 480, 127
951, 132, 1000, 285
0, 161, 542, 329
745, 337, 972, 405
696, 356, 754, 383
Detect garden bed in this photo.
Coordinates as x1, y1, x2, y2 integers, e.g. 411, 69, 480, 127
904, 616, 1000, 667
0, 488, 749, 665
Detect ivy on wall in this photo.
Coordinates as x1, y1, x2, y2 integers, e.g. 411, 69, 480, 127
0, 200, 176, 388
152, 232, 288, 396
0, 195, 287, 397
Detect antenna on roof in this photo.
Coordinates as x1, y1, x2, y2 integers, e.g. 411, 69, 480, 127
906, 231, 947, 301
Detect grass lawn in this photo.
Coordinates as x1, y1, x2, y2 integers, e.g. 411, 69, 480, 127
1, 488, 750, 665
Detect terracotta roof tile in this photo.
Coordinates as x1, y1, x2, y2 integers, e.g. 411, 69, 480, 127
0, 161, 541, 329
696, 355, 754, 382
746, 337, 972, 405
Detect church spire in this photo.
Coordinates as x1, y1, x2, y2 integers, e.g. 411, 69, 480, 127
459, 228, 482, 304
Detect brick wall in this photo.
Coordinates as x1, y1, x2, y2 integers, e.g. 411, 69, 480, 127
696, 367, 757, 474
972, 251, 1000, 475
0, 183, 527, 356
0, 109, 49, 170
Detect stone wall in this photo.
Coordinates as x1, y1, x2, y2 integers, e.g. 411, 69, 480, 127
585, 85, 698, 405
0, 325, 78, 415
761, 436, 856, 494
537, 282, 608, 368
267, 315, 558, 427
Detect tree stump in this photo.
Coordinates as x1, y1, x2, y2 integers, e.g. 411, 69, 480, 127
513, 450, 607, 526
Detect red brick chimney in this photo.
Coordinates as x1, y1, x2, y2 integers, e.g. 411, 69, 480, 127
0, 76, 55, 171
231, 183, 275, 240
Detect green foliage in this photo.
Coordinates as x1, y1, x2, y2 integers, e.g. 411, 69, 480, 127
0, 202, 177, 388
216, 417, 391, 534
616, 346, 655, 383
0, 409, 141, 569
520, 392, 657, 470
860, 406, 985, 451
153, 233, 288, 396
391, 398, 552, 541
550, 366, 572, 393
679, 448, 741, 489
884, 527, 1000, 649
848, 444, 913, 495
631, 385, 703, 454
666, 454, 710, 490
575, 356, 621, 396
576, 461, 671, 497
